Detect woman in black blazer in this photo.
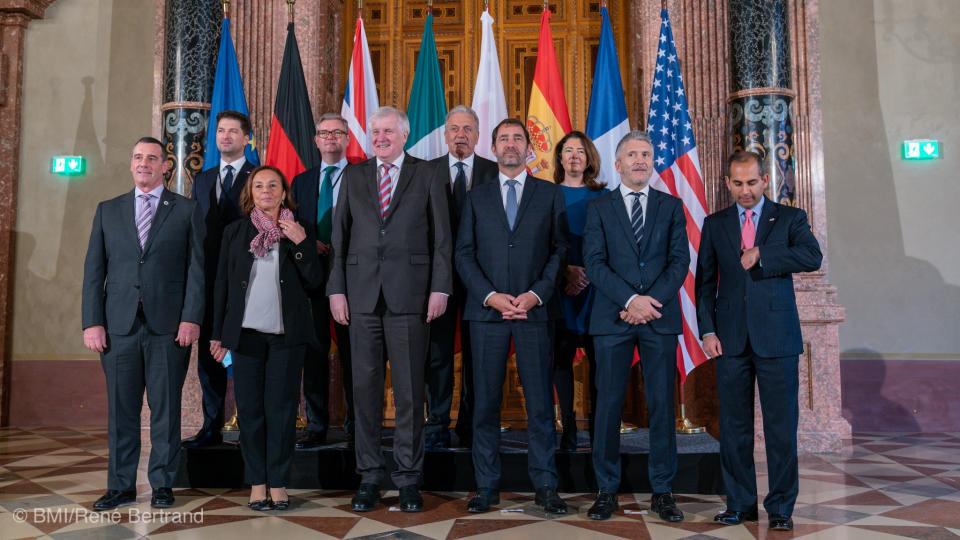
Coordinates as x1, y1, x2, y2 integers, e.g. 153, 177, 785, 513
210, 165, 323, 511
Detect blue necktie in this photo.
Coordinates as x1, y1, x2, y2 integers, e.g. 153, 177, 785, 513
505, 179, 519, 230
219, 165, 234, 208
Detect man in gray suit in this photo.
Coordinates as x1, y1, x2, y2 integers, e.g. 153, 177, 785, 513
82, 136, 204, 511
328, 107, 453, 513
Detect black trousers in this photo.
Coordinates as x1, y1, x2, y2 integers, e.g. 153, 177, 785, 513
425, 289, 473, 439
471, 320, 557, 490
101, 313, 189, 490
717, 338, 799, 516
232, 329, 304, 487
553, 330, 596, 438
303, 292, 354, 435
593, 326, 677, 493
196, 325, 227, 433
350, 296, 429, 487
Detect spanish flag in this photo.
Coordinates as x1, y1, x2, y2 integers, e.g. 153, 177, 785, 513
525, 8, 572, 181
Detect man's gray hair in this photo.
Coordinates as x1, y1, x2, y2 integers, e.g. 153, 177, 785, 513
615, 130, 653, 159
370, 106, 410, 136
316, 112, 348, 132
446, 105, 479, 128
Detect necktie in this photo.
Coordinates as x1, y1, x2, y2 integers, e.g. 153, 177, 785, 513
378, 163, 394, 218
741, 208, 756, 250
452, 161, 467, 211
505, 179, 519, 230
136, 194, 154, 249
316, 165, 336, 243
219, 164, 235, 208
629, 191, 645, 245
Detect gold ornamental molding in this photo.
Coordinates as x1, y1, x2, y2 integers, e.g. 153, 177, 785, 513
728, 87, 798, 101
160, 101, 212, 111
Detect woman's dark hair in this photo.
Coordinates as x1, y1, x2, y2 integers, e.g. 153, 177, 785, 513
553, 130, 605, 190
239, 165, 297, 215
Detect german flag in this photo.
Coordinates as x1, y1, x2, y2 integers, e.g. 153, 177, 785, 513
265, 22, 319, 181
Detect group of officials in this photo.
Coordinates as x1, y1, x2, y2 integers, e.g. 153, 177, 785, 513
81, 102, 820, 532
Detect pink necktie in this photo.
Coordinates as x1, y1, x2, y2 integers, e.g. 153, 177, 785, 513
741, 208, 756, 250
378, 163, 394, 218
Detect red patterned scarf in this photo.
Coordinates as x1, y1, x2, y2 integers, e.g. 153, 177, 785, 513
249, 206, 294, 258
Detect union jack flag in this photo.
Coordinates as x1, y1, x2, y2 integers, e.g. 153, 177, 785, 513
646, 9, 709, 382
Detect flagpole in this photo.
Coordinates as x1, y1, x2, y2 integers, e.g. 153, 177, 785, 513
286, 0, 295, 23
221, 0, 229, 19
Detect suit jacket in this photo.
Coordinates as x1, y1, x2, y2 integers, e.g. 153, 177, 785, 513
291, 162, 345, 237
582, 188, 689, 336
428, 153, 497, 234
81, 189, 205, 335
455, 175, 569, 322
192, 162, 255, 319
211, 217, 324, 349
695, 201, 822, 358
326, 154, 453, 314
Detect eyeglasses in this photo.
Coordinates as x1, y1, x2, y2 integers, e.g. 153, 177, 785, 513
317, 130, 347, 139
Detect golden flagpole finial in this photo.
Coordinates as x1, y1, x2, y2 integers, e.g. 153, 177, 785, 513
221, 0, 230, 19
286, 0, 295, 23
358, 0, 363, 13
484, 0, 489, 10
427, 0, 433, 15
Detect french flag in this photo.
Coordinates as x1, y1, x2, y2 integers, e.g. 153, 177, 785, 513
585, 6, 630, 190
341, 16, 380, 164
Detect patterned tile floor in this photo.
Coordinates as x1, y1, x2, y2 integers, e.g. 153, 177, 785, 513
1, 428, 959, 539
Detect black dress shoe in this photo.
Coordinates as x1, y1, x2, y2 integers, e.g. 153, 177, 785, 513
295, 430, 327, 449
534, 486, 568, 514
467, 490, 500, 513
151, 487, 174, 508
714, 507, 759, 525
351, 483, 380, 512
248, 499, 274, 511
769, 514, 794, 531
93, 490, 137, 511
181, 429, 222, 449
651, 492, 684, 522
559, 430, 578, 452
587, 491, 619, 520
272, 499, 290, 511
398, 485, 424, 512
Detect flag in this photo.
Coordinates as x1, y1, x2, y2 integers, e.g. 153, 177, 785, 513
471, 8, 508, 162
525, 8, 572, 180
405, 12, 447, 160
341, 16, 380, 164
265, 22, 320, 181
585, 7, 630, 190
646, 9, 710, 382
203, 17, 259, 169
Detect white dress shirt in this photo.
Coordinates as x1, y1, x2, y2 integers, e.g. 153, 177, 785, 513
375, 153, 406, 194
218, 156, 246, 199
620, 183, 651, 310
447, 153, 476, 190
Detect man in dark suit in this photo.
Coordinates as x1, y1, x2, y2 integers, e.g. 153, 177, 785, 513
82, 137, 204, 510
455, 118, 569, 515
292, 112, 355, 449
328, 106, 453, 513
582, 131, 689, 522
424, 105, 497, 450
183, 110, 255, 449
696, 151, 822, 532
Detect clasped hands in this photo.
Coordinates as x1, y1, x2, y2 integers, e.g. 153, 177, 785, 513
487, 291, 539, 320
619, 295, 662, 325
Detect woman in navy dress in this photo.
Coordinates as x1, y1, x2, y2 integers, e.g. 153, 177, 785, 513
552, 131, 605, 450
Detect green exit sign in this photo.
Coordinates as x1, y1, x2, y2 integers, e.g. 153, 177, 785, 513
901, 139, 940, 160
51, 155, 86, 176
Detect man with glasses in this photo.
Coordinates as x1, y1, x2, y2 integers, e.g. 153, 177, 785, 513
292, 112, 355, 448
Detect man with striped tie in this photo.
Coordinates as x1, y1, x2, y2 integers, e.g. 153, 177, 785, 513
582, 131, 689, 521
327, 106, 453, 513
292, 112, 355, 449
81, 137, 204, 511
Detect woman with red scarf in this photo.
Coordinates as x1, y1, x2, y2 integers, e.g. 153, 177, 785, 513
210, 165, 323, 511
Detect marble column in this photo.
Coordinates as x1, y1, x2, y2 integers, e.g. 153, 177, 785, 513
728, 0, 850, 451
160, 0, 220, 196
0, 0, 55, 426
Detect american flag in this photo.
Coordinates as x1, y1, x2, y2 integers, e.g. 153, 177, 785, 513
646, 9, 709, 382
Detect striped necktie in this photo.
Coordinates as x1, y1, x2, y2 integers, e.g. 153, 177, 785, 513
378, 163, 395, 218
629, 191, 645, 245
136, 194, 155, 248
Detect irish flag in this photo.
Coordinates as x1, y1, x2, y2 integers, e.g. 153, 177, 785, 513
405, 12, 446, 160
525, 8, 572, 181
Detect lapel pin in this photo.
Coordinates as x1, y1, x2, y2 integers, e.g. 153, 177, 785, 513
163, 201, 170, 206
768, 217, 774, 221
